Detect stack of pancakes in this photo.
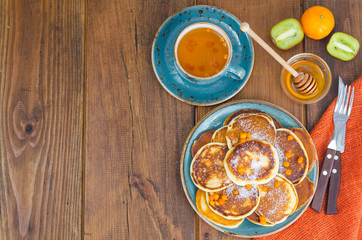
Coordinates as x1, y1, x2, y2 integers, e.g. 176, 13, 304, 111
190, 109, 317, 228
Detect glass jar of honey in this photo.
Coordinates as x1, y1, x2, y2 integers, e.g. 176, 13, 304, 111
281, 53, 332, 104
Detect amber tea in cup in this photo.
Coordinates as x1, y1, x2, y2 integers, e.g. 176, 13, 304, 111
176, 28, 229, 78
175, 23, 232, 80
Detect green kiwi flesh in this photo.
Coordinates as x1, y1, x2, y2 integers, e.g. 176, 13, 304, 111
327, 32, 360, 61
271, 18, 304, 50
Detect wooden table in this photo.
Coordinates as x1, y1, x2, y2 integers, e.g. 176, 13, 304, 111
0, 0, 360, 239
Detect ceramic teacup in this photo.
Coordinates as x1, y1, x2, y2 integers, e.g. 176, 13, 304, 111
174, 22, 246, 85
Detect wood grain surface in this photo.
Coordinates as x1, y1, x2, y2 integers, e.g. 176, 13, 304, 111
0, 0, 84, 239
85, 0, 195, 239
0, 0, 360, 239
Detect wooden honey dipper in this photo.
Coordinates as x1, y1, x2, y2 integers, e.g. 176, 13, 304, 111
240, 23, 317, 95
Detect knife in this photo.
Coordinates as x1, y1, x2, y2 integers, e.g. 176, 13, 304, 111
326, 124, 346, 214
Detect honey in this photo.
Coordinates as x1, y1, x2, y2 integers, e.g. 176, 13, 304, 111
282, 60, 326, 101
281, 53, 331, 104
176, 28, 229, 78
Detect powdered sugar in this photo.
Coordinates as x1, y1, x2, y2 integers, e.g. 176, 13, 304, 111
257, 177, 292, 222
229, 155, 241, 167
226, 142, 275, 181
248, 156, 265, 181
230, 114, 276, 145
274, 129, 307, 183
250, 155, 264, 172
276, 143, 287, 172
224, 184, 258, 200
209, 184, 259, 216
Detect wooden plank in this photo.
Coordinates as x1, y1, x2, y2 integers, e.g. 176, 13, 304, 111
85, 1, 195, 239
0, 0, 84, 239
304, 0, 362, 130
0, 1, 10, 238
195, 0, 305, 239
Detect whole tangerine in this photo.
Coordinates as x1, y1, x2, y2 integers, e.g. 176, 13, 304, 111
301, 6, 335, 40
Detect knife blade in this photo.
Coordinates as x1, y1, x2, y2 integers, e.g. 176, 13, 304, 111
336, 124, 346, 153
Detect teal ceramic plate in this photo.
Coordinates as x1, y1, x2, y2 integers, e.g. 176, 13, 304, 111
152, 5, 254, 106
180, 100, 318, 237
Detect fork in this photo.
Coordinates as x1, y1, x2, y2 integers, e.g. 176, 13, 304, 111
310, 77, 354, 213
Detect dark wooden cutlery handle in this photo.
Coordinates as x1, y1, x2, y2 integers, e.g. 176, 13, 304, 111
326, 151, 342, 214
311, 148, 336, 212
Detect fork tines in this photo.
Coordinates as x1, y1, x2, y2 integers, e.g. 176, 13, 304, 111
335, 78, 354, 116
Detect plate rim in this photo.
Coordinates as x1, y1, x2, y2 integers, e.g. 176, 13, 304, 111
151, 5, 255, 106
180, 99, 319, 237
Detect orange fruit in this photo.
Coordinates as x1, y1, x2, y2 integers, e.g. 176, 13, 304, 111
301, 6, 335, 40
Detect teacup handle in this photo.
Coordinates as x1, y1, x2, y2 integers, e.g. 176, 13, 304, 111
227, 65, 246, 80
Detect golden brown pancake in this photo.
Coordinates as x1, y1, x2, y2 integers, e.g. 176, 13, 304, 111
191, 130, 216, 158
294, 177, 315, 211
191, 143, 232, 192
246, 212, 274, 226
196, 189, 244, 228
288, 127, 318, 174
211, 126, 228, 144
255, 174, 298, 224
224, 140, 279, 186
275, 128, 309, 184
224, 109, 283, 128
225, 113, 276, 149
206, 184, 260, 220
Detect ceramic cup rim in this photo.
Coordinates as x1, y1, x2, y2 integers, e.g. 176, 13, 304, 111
174, 22, 233, 80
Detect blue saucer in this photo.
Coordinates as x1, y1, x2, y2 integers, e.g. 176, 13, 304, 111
152, 6, 254, 106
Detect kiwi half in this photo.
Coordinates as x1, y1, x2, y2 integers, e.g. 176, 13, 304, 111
271, 18, 304, 50
327, 32, 360, 61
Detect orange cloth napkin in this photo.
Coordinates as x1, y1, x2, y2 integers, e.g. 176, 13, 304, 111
258, 77, 362, 240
